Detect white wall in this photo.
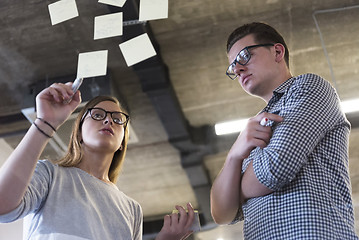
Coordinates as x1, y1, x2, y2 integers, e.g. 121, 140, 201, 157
0, 139, 23, 240
0, 220, 23, 240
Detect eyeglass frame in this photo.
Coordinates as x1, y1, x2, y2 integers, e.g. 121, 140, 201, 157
80, 107, 130, 126
226, 43, 275, 80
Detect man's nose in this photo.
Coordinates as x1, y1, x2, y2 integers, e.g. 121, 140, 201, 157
233, 62, 247, 75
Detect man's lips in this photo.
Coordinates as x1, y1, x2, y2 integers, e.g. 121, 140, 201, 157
240, 74, 252, 85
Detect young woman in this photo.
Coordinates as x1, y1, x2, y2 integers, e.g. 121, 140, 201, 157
0, 82, 194, 240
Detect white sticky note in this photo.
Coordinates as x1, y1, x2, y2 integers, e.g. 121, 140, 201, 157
48, 0, 79, 25
94, 12, 123, 40
77, 50, 108, 78
119, 33, 157, 66
98, 0, 127, 7
139, 0, 168, 21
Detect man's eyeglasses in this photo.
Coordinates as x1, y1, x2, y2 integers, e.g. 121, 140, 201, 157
226, 43, 274, 80
82, 107, 130, 125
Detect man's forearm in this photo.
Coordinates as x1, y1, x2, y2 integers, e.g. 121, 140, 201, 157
210, 156, 243, 224
241, 161, 273, 201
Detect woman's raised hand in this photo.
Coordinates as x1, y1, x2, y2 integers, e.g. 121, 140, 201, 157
36, 82, 81, 130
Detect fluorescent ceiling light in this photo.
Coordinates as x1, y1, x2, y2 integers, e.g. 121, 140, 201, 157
215, 118, 248, 135
341, 98, 359, 113
215, 98, 359, 136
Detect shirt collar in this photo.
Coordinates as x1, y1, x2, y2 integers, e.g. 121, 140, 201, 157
273, 76, 295, 95
264, 76, 295, 109
272, 77, 295, 99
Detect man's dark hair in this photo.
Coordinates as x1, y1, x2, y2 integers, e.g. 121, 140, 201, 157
226, 22, 290, 67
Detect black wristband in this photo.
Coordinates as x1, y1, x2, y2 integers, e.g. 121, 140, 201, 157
37, 117, 56, 132
33, 122, 52, 138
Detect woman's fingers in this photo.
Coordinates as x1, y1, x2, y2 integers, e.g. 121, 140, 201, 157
184, 203, 195, 229
176, 205, 187, 227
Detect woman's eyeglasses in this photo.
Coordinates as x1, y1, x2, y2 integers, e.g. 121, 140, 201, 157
81, 107, 129, 125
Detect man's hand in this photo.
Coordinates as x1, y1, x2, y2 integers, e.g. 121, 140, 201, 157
228, 112, 283, 161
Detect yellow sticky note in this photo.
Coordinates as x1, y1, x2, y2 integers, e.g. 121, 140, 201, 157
77, 50, 108, 78
171, 209, 201, 232
139, 0, 168, 21
94, 12, 123, 40
119, 33, 156, 66
98, 0, 127, 7
48, 0, 79, 25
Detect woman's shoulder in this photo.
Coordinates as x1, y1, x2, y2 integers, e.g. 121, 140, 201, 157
116, 188, 140, 205
36, 159, 57, 173
114, 187, 142, 213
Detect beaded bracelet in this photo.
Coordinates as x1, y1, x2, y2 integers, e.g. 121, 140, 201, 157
33, 122, 52, 138
36, 117, 56, 132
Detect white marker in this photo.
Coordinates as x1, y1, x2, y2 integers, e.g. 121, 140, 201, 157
63, 77, 83, 104
260, 117, 269, 126
72, 77, 83, 93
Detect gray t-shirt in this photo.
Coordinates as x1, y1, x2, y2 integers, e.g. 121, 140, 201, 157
0, 160, 143, 240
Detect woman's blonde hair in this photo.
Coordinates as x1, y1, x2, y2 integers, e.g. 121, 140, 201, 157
52, 96, 129, 184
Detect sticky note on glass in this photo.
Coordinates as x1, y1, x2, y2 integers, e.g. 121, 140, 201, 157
139, 0, 168, 21
94, 12, 123, 40
48, 0, 79, 25
98, 0, 127, 7
77, 50, 108, 78
119, 33, 157, 66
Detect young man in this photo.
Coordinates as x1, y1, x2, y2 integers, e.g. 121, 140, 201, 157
210, 22, 358, 239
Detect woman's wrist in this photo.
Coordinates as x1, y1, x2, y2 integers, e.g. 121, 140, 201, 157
33, 118, 57, 138
36, 117, 57, 132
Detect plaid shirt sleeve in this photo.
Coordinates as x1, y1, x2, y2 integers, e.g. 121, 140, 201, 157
252, 74, 346, 190
238, 74, 356, 239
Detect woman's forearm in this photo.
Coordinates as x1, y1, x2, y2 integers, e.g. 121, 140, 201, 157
0, 122, 51, 215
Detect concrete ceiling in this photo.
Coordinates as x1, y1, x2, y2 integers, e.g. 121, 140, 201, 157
0, 0, 359, 239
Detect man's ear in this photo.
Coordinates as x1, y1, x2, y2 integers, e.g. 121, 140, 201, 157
274, 43, 285, 63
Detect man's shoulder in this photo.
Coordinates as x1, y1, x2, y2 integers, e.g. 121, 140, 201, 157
290, 73, 335, 93
294, 73, 329, 86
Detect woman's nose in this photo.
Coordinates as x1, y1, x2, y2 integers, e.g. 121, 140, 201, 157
103, 114, 113, 125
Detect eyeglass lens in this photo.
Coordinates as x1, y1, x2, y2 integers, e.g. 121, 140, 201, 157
227, 48, 251, 75
90, 108, 128, 125
226, 44, 275, 80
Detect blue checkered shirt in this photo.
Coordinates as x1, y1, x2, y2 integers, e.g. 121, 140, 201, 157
235, 74, 358, 239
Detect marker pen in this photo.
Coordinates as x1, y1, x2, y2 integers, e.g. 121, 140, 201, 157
63, 77, 83, 104
260, 117, 269, 126
72, 77, 83, 93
